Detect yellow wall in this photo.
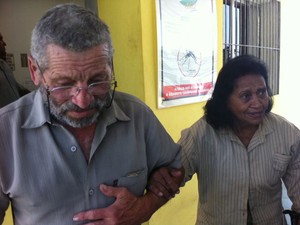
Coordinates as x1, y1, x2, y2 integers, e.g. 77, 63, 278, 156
98, 0, 223, 225
2, 207, 13, 225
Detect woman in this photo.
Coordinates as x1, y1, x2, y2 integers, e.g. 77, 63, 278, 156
150, 55, 300, 225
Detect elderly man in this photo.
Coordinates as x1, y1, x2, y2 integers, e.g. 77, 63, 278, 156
0, 4, 183, 225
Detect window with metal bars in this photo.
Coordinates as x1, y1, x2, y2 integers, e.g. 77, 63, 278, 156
223, 0, 280, 94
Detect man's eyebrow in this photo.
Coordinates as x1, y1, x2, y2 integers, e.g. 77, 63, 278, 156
90, 72, 110, 78
48, 75, 74, 83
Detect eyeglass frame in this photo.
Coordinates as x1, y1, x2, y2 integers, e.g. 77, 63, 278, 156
47, 80, 117, 102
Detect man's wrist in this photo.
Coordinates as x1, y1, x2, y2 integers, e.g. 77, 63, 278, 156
136, 191, 168, 223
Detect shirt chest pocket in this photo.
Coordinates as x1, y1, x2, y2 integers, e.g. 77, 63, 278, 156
116, 169, 147, 196
269, 153, 291, 185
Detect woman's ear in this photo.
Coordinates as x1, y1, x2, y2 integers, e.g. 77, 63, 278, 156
28, 55, 41, 86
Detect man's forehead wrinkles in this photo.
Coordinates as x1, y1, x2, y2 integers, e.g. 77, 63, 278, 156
46, 65, 110, 81
47, 58, 109, 71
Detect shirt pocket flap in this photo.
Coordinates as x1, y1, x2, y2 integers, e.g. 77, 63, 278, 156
117, 169, 146, 188
273, 153, 291, 172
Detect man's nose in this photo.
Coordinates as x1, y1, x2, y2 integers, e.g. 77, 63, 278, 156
71, 89, 94, 109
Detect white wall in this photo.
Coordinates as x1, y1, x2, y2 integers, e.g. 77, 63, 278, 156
267, 1, 300, 222
272, 0, 300, 128
0, 0, 85, 90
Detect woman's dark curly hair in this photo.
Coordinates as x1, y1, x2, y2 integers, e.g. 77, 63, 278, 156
204, 55, 273, 130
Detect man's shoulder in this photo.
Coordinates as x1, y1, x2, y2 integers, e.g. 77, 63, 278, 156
113, 91, 151, 111
0, 91, 35, 118
114, 91, 145, 104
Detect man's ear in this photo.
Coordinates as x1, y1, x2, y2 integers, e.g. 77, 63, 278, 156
28, 55, 41, 86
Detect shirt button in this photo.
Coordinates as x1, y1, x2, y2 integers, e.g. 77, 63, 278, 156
70, 146, 77, 152
89, 188, 94, 196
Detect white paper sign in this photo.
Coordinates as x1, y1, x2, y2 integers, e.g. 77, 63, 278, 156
156, 0, 218, 108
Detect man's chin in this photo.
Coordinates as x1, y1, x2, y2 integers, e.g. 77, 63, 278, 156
61, 119, 94, 128
58, 112, 99, 128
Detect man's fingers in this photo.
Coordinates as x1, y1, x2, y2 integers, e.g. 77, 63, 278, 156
73, 208, 105, 222
73, 185, 141, 224
99, 184, 117, 197
73, 185, 120, 222
99, 184, 129, 199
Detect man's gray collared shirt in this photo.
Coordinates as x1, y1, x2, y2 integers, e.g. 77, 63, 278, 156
0, 90, 181, 225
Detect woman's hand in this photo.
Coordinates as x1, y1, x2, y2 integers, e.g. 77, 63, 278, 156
147, 167, 184, 200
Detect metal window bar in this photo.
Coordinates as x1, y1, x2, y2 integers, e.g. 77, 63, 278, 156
223, 0, 280, 94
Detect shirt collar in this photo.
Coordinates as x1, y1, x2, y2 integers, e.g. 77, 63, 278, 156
99, 97, 131, 126
22, 90, 50, 128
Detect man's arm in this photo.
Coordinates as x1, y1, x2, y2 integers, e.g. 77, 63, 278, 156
73, 167, 184, 225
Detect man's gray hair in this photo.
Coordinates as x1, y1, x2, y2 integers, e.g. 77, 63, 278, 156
31, 3, 114, 71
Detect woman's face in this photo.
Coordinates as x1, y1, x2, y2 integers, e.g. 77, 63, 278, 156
227, 74, 269, 129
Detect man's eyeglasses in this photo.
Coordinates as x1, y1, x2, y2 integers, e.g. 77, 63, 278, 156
47, 81, 117, 102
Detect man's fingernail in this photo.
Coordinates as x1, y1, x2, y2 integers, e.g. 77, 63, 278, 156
73, 216, 79, 221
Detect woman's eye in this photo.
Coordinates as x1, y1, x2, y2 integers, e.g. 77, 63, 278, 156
257, 90, 267, 98
241, 93, 251, 101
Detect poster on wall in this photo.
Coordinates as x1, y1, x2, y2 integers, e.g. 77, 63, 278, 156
156, 0, 218, 108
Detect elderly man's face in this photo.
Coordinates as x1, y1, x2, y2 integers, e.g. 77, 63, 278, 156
37, 44, 113, 128
0, 33, 7, 60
